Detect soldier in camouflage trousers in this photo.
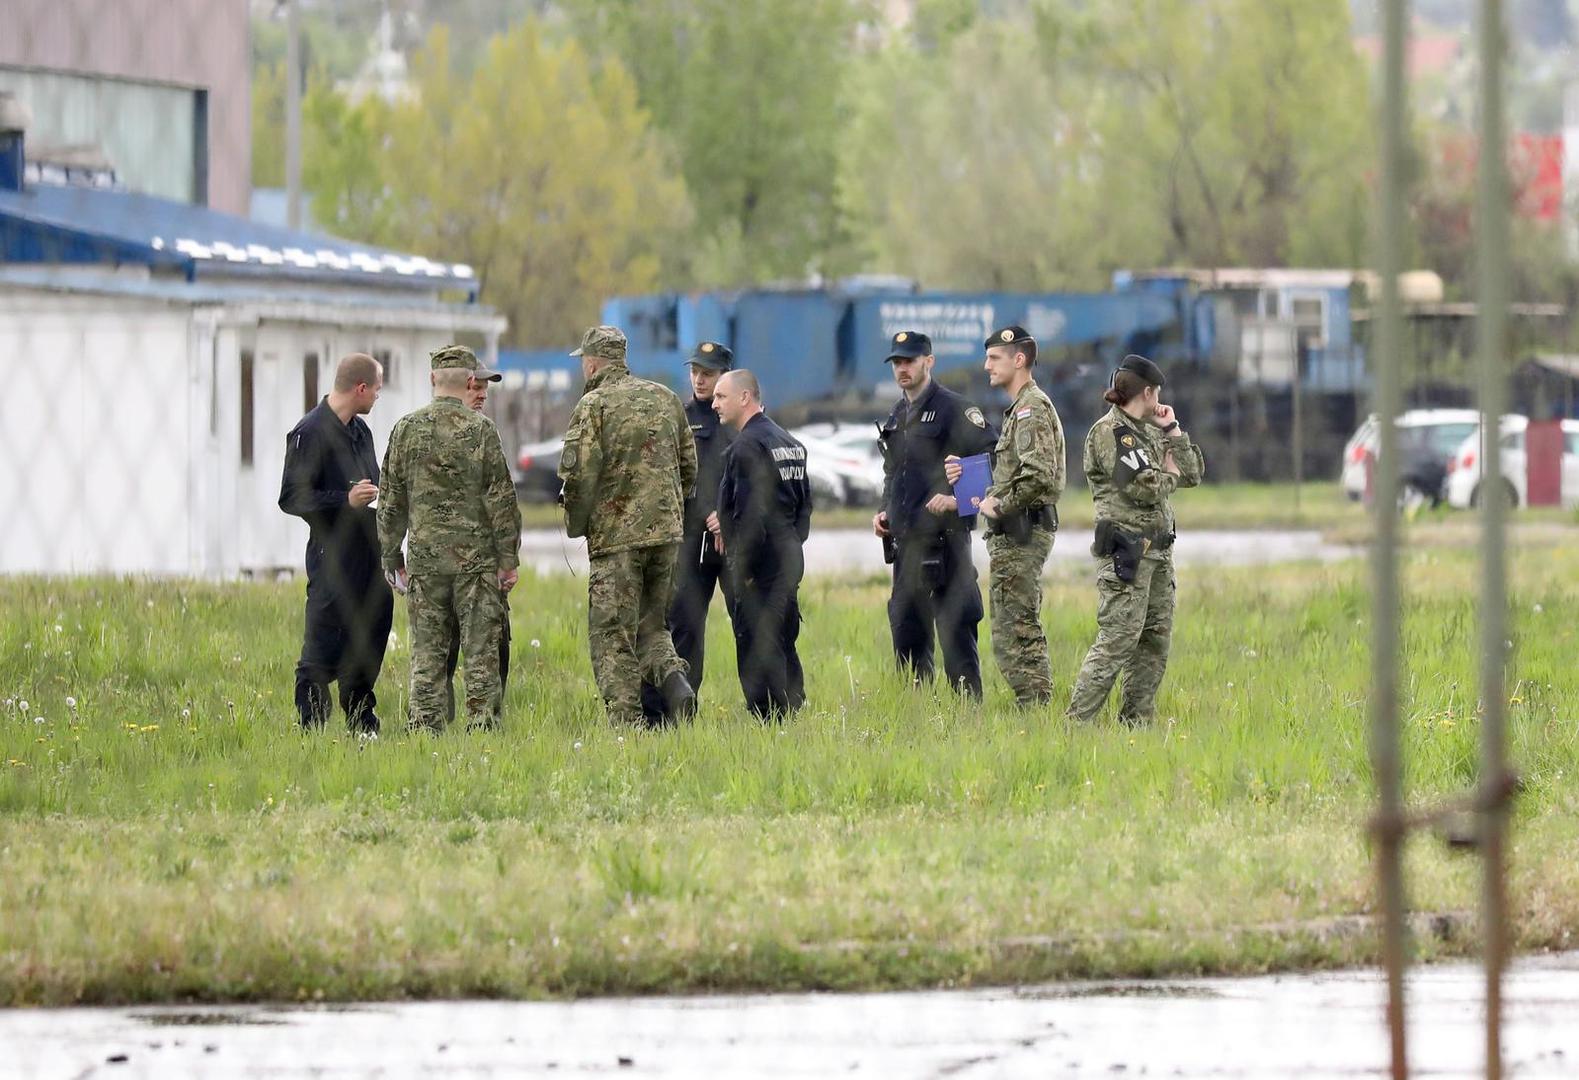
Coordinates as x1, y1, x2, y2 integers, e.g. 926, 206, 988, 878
951, 325, 1064, 707
559, 325, 699, 727
1067, 354, 1205, 726
378, 346, 522, 733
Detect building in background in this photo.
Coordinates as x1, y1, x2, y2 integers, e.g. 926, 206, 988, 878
0, 0, 250, 213
0, 105, 504, 579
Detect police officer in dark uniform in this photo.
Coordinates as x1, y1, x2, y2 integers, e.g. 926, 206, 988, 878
640, 340, 737, 724
706, 369, 812, 719
278, 352, 395, 733
874, 330, 998, 697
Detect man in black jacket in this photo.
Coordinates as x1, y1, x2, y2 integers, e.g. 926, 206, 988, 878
641, 341, 737, 725
707, 369, 812, 719
873, 331, 998, 697
278, 353, 394, 733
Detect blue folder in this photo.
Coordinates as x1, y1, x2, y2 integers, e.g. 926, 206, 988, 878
951, 453, 993, 516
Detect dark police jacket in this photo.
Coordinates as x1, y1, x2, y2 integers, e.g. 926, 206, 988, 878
279, 399, 382, 575
717, 413, 812, 571
878, 380, 997, 538
684, 396, 735, 544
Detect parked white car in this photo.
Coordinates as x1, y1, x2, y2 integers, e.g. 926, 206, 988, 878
793, 427, 886, 507
1444, 416, 1579, 509
1339, 409, 1482, 503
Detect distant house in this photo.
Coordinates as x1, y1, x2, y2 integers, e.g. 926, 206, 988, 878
0, 141, 505, 579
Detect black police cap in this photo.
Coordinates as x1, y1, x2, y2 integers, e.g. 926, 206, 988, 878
985, 325, 1034, 349
687, 341, 733, 371
885, 330, 933, 362
1117, 353, 1166, 387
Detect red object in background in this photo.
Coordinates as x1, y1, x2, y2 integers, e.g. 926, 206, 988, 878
1525, 420, 1564, 507
1512, 135, 1562, 222
1432, 133, 1563, 223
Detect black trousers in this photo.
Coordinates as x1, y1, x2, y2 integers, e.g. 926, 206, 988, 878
295, 544, 394, 731
888, 528, 984, 697
728, 539, 805, 720
641, 533, 732, 722
445, 597, 511, 725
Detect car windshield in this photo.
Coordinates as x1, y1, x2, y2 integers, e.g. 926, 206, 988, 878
1412, 422, 1477, 457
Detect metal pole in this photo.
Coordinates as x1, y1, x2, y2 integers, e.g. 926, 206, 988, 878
1474, 2, 1510, 1077
1372, 2, 1411, 1076
1293, 328, 1304, 512
285, 0, 302, 230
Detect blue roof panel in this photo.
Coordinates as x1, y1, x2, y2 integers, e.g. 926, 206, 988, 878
0, 183, 475, 293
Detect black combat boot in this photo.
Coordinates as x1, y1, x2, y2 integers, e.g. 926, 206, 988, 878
659, 670, 697, 723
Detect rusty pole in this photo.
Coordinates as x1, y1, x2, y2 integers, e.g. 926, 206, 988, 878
1371, 1, 1411, 1076
1474, 2, 1510, 1077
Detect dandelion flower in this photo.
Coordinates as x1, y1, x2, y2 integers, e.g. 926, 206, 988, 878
530, 639, 542, 649
181, 708, 191, 719
33, 717, 45, 725
573, 740, 583, 751
53, 624, 62, 633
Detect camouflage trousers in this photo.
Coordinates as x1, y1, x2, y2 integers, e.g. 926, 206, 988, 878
406, 572, 507, 732
986, 526, 1054, 706
1067, 555, 1175, 726
588, 543, 686, 725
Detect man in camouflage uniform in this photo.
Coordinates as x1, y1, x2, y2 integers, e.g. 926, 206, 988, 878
558, 325, 699, 727
950, 324, 1064, 706
441, 371, 513, 717
1067, 354, 1205, 726
378, 345, 522, 732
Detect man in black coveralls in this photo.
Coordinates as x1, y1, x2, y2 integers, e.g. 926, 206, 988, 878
279, 353, 394, 733
706, 369, 812, 719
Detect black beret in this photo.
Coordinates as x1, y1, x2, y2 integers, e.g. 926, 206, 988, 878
687, 341, 733, 371
885, 330, 933, 362
985, 325, 1034, 349
1117, 353, 1166, 387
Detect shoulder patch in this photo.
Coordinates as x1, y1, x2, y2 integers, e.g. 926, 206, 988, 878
965, 406, 986, 428
1015, 407, 1032, 420
1120, 433, 1137, 449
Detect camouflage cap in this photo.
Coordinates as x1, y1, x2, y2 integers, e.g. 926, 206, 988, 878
569, 325, 628, 360
429, 344, 502, 382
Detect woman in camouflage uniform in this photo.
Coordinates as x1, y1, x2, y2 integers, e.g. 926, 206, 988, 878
1067, 355, 1204, 726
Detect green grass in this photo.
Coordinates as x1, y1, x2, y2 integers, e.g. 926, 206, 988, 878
2, 541, 1578, 1004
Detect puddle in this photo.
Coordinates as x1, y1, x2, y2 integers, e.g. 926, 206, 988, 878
5, 954, 1578, 1077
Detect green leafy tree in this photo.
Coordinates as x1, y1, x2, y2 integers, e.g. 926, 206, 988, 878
305, 22, 692, 348
1077, 0, 1373, 270
566, 0, 863, 285
838, 16, 1111, 289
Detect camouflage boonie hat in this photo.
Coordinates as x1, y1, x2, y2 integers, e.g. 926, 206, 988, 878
569, 325, 628, 360
429, 344, 502, 382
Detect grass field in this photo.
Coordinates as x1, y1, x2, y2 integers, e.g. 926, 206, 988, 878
3, 531, 1578, 1005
